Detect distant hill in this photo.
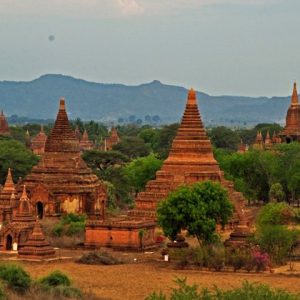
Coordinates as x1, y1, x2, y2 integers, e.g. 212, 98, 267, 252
0, 74, 292, 126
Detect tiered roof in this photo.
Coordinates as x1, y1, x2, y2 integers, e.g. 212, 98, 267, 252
31, 126, 47, 155
79, 130, 94, 151
130, 89, 250, 225
105, 127, 120, 150
24, 98, 105, 195
18, 219, 55, 259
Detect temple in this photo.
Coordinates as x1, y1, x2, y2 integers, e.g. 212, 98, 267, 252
85, 89, 251, 249
0, 110, 10, 136
30, 126, 47, 155
103, 127, 120, 151
22, 98, 107, 219
280, 82, 300, 143
79, 130, 94, 152
18, 219, 56, 260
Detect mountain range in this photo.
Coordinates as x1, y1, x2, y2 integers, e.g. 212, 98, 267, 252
0, 74, 292, 126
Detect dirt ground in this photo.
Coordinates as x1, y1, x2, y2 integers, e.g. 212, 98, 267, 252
14, 249, 300, 300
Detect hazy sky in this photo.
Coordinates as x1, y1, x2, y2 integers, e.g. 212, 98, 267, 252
0, 0, 299, 96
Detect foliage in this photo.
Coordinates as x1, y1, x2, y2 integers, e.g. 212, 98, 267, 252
51, 214, 86, 237
209, 126, 240, 151
255, 225, 299, 265
39, 271, 71, 287
145, 278, 300, 300
157, 181, 233, 244
112, 136, 150, 158
0, 264, 31, 294
0, 138, 39, 185
269, 183, 285, 202
256, 203, 294, 227
38, 271, 82, 299
124, 153, 163, 194
76, 251, 123, 265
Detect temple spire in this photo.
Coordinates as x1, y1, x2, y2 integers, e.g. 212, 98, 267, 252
3, 168, 15, 193
291, 82, 299, 106
59, 98, 66, 110
187, 88, 197, 105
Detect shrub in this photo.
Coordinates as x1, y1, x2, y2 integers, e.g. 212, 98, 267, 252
61, 213, 86, 225
145, 279, 300, 300
207, 246, 226, 271
52, 223, 64, 237
76, 251, 123, 265
0, 264, 31, 294
0, 284, 6, 300
227, 250, 248, 272
169, 248, 190, 269
257, 203, 294, 227
39, 271, 71, 287
65, 222, 85, 236
256, 225, 299, 265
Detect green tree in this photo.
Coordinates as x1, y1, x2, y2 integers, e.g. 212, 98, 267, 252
112, 136, 150, 158
157, 181, 233, 244
269, 183, 285, 202
0, 137, 39, 184
209, 126, 240, 151
124, 153, 163, 195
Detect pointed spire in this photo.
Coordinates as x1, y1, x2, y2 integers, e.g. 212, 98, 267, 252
187, 88, 197, 105
44, 98, 79, 153
291, 82, 299, 106
14, 185, 35, 222
3, 168, 15, 193
82, 129, 89, 140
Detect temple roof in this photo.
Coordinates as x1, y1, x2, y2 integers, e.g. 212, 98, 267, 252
165, 88, 217, 165
291, 82, 299, 106
18, 219, 56, 259
45, 98, 79, 153
14, 185, 35, 222
31, 125, 47, 151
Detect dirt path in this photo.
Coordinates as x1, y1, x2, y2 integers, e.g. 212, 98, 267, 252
23, 260, 300, 300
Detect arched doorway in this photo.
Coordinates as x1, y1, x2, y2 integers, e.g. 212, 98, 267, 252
286, 136, 292, 144
6, 235, 12, 251
36, 201, 44, 219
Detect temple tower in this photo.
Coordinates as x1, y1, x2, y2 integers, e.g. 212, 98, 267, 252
79, 130, 94, 152
0, 110, 10, 136
280, 82, 300, 142
23, 98, 106, 218
31, 126, 47, 155
104, 127, 120, 151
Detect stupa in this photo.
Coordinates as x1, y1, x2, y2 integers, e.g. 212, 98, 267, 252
0, 110, 10, 136
23, 98, 107, 219
252, 131, 264, 150
85, 89, 251, 249
104, 127, 120, 151
129, 89, 251, 223
79, 130, 94, 152
280, 82, 300, 142
30, 125, 47, 155
264, 131, 273, 150
18, 219, 56, 260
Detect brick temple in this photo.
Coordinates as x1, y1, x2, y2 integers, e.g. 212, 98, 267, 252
30, 125, 47, 155
280, 82, 300, 143
0, 110, 10, 136
23, 98, 107, 219
103, 127, 120, 151
85, 89, 251, 249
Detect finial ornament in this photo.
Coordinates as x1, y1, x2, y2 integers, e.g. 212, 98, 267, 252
59, 98, 66, 110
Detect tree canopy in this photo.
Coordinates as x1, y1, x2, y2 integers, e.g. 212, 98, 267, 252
157, 181, 233, 244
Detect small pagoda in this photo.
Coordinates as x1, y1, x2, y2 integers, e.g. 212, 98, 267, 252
104, 127, 120, 151
79, 130, 94, 152
23, 98, 107, 219
18, 219, 56, 260
0, 110, 10, 136
30, 126, 47, 155
280, 82, 300, 142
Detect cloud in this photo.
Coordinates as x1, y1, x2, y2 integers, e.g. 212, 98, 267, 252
0, 0, 279, 18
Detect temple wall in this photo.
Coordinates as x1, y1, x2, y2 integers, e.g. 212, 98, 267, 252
85, 223, 156, 250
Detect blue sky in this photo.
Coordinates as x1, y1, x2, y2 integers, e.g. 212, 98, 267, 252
0, 0, 299, 96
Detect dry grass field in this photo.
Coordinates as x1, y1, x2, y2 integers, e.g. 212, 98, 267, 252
16, 249, 300, 300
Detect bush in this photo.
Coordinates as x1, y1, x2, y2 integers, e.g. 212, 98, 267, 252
39, 271, 71, 287
257, 203, 294, 227
207, 246, 226, 271
52, 223, 64, 237
0, 264, 31, 294
65, 222, 85, 236
38, 271, 82, 299
256, 225, 299, 265
61, 213, 86, 225
227, 250, 248, 272
76, 251, 123, 265
0, 284, 6, 300
145, 279, 300, 300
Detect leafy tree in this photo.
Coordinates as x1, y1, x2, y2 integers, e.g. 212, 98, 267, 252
0, 137, 39, 184
157, 181, 233, 244
124, 153, 163, 195
113, 136, 150, 158
138, 128, 159, 149
269, 183, 285, 202
209, 126, 240, 151
82, 150, 129, 177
